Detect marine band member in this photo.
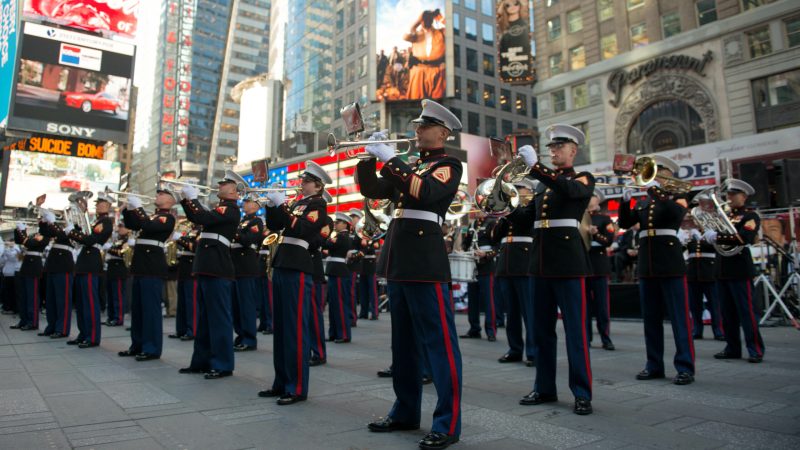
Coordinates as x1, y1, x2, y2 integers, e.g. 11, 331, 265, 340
38, 206, 75, 337
232, 195, 264, 352
586, 190, 616, 351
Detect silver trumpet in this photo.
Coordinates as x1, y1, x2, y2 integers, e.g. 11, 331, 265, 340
326, 133, 417, 159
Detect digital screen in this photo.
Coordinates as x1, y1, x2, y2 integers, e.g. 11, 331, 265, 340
23, 0, 140, 39
496, 0, 535, 84
0, 0, 18, 127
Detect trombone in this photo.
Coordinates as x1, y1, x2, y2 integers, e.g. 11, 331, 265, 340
327, 133, 416, 159
104, 186, 155, 205
158, 175, 217, 196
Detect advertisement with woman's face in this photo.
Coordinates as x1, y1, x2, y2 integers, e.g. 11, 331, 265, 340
496, 0, 535, 84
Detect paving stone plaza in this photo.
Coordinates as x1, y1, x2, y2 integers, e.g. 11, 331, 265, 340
0, 312, 798, 449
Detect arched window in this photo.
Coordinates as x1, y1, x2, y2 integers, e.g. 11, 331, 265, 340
626, 99, 706, 154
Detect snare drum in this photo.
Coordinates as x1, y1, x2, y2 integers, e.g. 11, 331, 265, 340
449, 252, 477, 282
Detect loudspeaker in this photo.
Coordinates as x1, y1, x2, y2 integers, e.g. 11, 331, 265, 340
738, 162, 770, 208
774, 159, 800, 207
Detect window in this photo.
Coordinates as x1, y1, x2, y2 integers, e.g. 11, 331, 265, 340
467, 48, 478, 71
662, 12, 681, 38
567, 9, 583, 33
547, 17, 561, 41
359, 25, 368, 47
742, 0, 773, 11
486, 116, 497, 137
785, 17, 800, 48
465, 0, 476, 11
696, 0, 717, 26
484, 84, 496, 107
547, 0, 558, 6
549, 53, 563, 76
531, 97, 538, 118
630, 23, 649, 48
573, 122, 590, 165
468, 111, 480, 135
601, 33, 618, 60
569, 45, 585, 71
572, 83, 588, 109
454, 76, 461, 99
359, 55, 368, 77
482, 23, 494, 45
481, 0, 493, 16
467, 79, 479, 103
502, 119, 513, 136
336, 41, 343, 60
627, 0, 644, 9
346, 33, 355, 55
500, 89, 511, 112
335, 68, 343, 90
346, 65, 354, 84
552, 90, 566, 113
360, 85, 368, 106
454, 44, 461, 67
598, 0, 614, 21
483, 53, 495, 76
453, 13, 460, 35
516, 93, 527, 115
747, 26, 772, 58
466, 17, 478, 40
751, 69, 800, 131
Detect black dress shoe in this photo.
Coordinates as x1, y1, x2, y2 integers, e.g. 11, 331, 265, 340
714, 351, 740, 359
673, 372, 694, 385
204, 370, 232, 379
370, 317, 378, 320
261, 328, 273, 335
37, 332, 52, 337
49, 334, 67, 339
498, 353, 522, 363
180, 335, 194, 341
233, 344, 257, 352
358, 315, 369, 320
377, 368, 393, 378
602, 343, 615, 351
66, 339, 83, 346
118, 350, 138, 357
334, 338, 351, 343
258, 388, 283, 398
20, 325, 37, 331
179, 367, 207, 374
487, 335, 496, 342
309, 356, 327, 367
519, 391, 558, 406
459, 333, 480, 339
748, 356, 763, 363
525, 359, 536, 367
496, 323, 505, 328
636, 369, 665, 380
135, 353, 160, 361
419, 431, 459, 449
422, 376, 433, 385
168, 334, 181, 339
367, 416, 420, 433
714, 336, 726, 341
574, 398, 593, 415
693, 335, 703, 340
78, 342, 99, 348
9, 324, 22, 329
277, 394, 307, 405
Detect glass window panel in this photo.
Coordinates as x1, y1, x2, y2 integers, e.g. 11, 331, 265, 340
454, 76, 461, 99
747, 26, 772, 58
481, 0, 493, 16
454, 12, 460, 35
502, 119, 513, 136
552, 90, 566, 113
468, 111, 480, 135
486, 116, 498, 137
467, 48, 478, 71
483, 53, 495, 76
662, 12, 681, 39
696, 0, 717, 26
466, 17, 478, 40
601, 34, 617, 60
630, 23, 649, 48
501, 89, 511, 112
549, 53, 563, 76
465, 0, 477, 11
598, 0, 614, 22
484, 84, 496, 107
482, 23, 494, 45
627, 0, 644, 9
516, 93, 527, 115
569, 45, 585, 70
567, 9, 583, 33
572, 83, 588, 109
547, 17, 561, 41
786, 17, 800, 48
467, 79, 479, 103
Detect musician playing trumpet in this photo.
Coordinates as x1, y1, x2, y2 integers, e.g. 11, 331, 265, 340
37, 198, 75, 338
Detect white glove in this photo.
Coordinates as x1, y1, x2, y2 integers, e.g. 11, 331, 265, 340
622, 189, 634, 203
181, 185, 199, 201
126, 195, 142, 210
171, 231, 182, 241
16, 223, 26, 231
42, 209, 56, 224
691, 229, 702, 241
678, 229, 690, 245
64, 224, 75, 234
102, 242, 112, 251
703, 229, 718, 244
518, 145, 538, 167
127, 238, 136, 247
265, 190, 286, 207
365, 141, 395, 162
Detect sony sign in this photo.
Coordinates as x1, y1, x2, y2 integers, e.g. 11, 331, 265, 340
46, 122, 98, 139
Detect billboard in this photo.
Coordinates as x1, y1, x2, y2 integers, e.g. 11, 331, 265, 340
0, 0, 18, 128
4, 134, 106, 159
4, 149, 121, 210
8, 22, 135, 143
23, 0, 140, 39
496, 0, 535, 84
374, 0, 450, 102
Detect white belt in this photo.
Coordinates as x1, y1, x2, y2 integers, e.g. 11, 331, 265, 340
363, 255, 376, 259
534, 219, 579, 229
137, 239, 166, 248
25, 251, 43, 257
327, 257, 346, 263
478, 245, 493, 250
177, 250, 195, 257
501, 236, 533, 244
639, 229, 678, 238
51, 244, 73, 252
106, 255, 122, 261
591, 242, 602, 247
392, 208, 442, 225
231, 243, 256, 250
259, 250, 271, 255
688, 252, 716, 259
280, 236, 309, 249
93, 243, 104, 251
200, 232, 231, 247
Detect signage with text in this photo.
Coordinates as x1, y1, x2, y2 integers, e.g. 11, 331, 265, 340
3, 134, 105, 159
608, 51, 713, 107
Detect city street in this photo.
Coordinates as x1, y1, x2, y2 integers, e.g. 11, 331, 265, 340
0, 312, 798, 449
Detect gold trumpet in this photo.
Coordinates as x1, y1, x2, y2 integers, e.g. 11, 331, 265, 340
326, 133, 416, 159
593, 156, 657, 188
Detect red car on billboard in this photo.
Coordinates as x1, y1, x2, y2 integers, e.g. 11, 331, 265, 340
23, 0, 140, 39
60, 91, 121, 115
59, 175, 87, 192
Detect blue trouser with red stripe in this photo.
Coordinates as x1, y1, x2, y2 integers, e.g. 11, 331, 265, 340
176, 279, 197, 337
130, 277, 164, 356
499, 276, 535, 360
42, 275, 57, 334
271, 268, 312, 397
639, 277, 695, 375
688, 280, 724, 339
190, 276, 234, 372
106, 277, 126, 326
718, 279, 764, 359
387, 281, 462, 438
233, 277, 259, 348
327, 275, 352, 341
309, 280, 326, 360
358, 273, 379, 319
534, 277, 592, 400
585, 276, 613, 346
21, 276, 40, 328
49, 273, 72, 336
350, 273, 358, 325
257, 276, 273, 332
75, 274, 101, 344
465, 274, 498, 338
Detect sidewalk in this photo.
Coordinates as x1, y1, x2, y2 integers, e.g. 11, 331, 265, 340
0, 312, 798, 449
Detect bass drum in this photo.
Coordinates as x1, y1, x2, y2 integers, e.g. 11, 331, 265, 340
449, 252, 477, 282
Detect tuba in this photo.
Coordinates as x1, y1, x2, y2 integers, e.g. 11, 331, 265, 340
361, 198, 390, 241
121, 243, 134, 268
474, 156, 531, 216
65, 191, 92, 231
691, 187, 744, 256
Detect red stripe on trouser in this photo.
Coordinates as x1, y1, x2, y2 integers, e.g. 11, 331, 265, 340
88, 274, 97, 343
192, 280, 198, 334
337, 278, 347, 340
33, 278, 39, 327
117, 279, 124, 323
605, 276, 611, 336
351, 274, 357, 322
268, 279, 273, 314
489, 274, 496, 334
372, 276, 379, 317
63, 275, 70, 333
682, 277, 695, 362
311, 283, 324, 357
580, 278, 592, 393
746, 282, 762, 356
295, 273, 306, 395
434, 283, 460, 436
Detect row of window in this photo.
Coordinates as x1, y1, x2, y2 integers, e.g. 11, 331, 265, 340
452, 75, 534, 117
452, 0, 495, 17
450, 107, 529, 138
454, 45, 496, 76
453, 12, 496, 46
